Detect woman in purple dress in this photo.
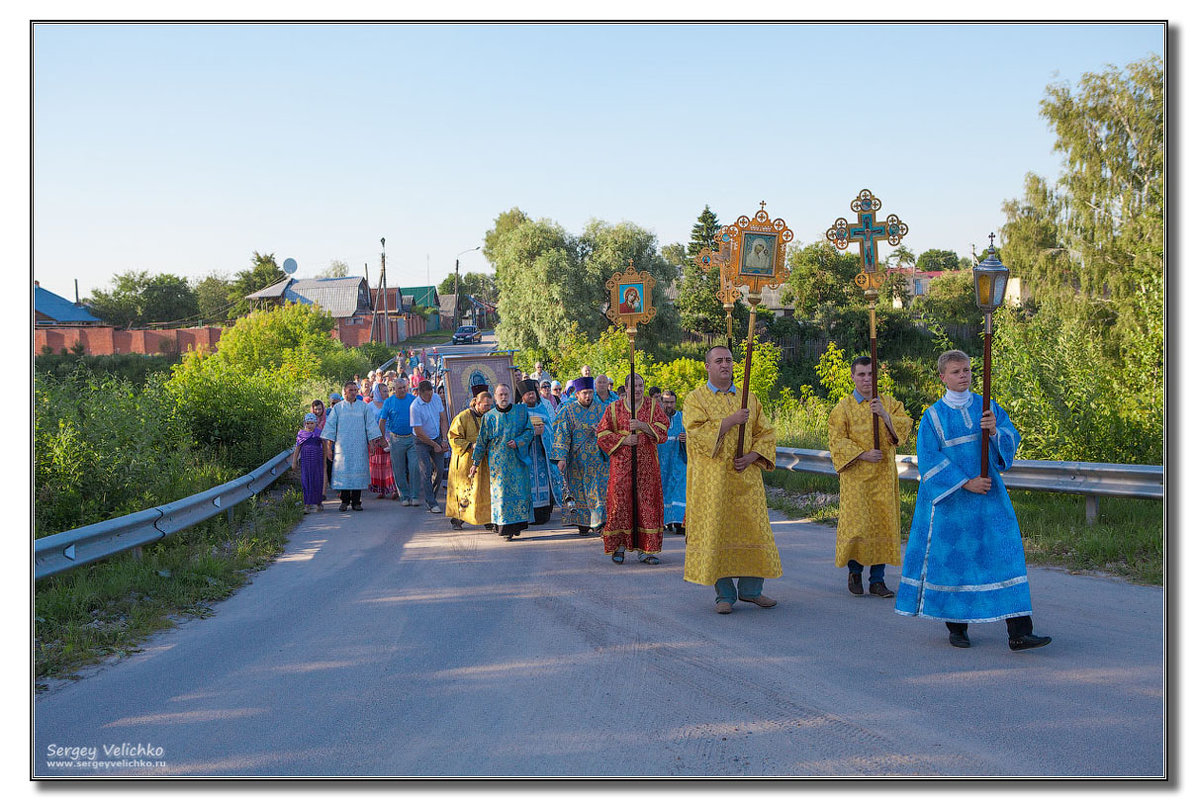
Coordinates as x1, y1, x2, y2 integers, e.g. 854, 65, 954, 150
292, 412, 326, 513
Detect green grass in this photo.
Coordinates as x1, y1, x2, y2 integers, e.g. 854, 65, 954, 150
34, 481, 304, 683
402, 329, 456, 347
763, 471, 1163, 586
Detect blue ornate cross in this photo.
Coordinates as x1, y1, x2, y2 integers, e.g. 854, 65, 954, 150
826, 189, 908, 291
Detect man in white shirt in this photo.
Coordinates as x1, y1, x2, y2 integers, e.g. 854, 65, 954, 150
410, 379, 450, 513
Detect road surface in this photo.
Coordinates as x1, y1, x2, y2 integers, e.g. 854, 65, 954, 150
34, 495, 1163, 778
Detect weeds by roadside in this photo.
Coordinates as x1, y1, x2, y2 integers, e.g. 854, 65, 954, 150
35, 482, 304, 683
763, 470, 1163, 586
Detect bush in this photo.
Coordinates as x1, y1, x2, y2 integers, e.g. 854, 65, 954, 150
34, 369, 198, 536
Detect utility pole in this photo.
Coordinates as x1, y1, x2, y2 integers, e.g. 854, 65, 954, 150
371, 237, 390, 346
453, 246, 481, 331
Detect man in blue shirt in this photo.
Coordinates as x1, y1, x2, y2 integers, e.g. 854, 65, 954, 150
381, 378, 419, 505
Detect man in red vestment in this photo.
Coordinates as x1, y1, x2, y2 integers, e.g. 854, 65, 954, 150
596, 373, 670, 565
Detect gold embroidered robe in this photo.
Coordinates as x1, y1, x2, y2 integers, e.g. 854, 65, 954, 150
447, 408, 491, 526
827, 393, 913, 567
682, 385, 781, 585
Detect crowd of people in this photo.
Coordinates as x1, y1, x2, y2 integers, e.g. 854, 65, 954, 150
292, 344, 1050, 652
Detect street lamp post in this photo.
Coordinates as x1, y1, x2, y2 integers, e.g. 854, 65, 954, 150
972, 233, 1010, 479
454, 246, 481, 331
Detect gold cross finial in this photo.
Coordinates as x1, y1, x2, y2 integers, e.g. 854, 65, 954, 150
988, 232, 996, 248
627, 258, 635, 269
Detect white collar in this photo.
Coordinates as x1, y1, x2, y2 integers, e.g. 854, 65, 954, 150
942, 389, 972, 409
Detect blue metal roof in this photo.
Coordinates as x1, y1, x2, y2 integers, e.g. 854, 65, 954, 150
35, 285, 102, 323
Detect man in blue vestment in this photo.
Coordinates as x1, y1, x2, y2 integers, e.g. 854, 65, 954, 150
552, 376, 608, 535
657, 389, 687, 535
895, 350, 1051, 651
518, 378, 563, 525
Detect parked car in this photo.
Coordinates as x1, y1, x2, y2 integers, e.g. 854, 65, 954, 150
452, 325, 483, 344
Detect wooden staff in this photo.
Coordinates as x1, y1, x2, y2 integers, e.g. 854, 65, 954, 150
735, 298, 758, 460
628, 330, 639, 536
980, 311, 993, 478
868, 301, 881, 450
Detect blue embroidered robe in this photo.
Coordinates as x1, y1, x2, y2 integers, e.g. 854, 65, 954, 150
895, 394, 1033, 623
524, 399, 564, 509
473, 404, 534, 526
658, 411, 688, 526
550, 399, 609, 529
320, 399, 381, 490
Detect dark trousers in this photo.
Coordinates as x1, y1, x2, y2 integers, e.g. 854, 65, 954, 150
946, 616, 1033, 638
340, 489, 362, 505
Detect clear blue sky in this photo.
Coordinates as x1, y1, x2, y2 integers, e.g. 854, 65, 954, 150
32, 22, 1164, 302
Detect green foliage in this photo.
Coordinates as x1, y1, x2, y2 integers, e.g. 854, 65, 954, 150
914, 248, 961, 272
86, 270, 199, 327
782, 241, 866, 318
913, 270, 980, 327
991, 301, 1161, 464
35, 352, 181, 387
812, 341, 896, 404
643, 358, 707, 408
438, 271, 498, 305
675, 205, 746, 335
226, 251, 286, 320
353, 341, 398, 369
490, 211, 682, 358
192, 272, 235, 325
34, 370, 197, 536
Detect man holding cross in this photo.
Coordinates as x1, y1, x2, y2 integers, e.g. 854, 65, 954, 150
682, 345, 781, 613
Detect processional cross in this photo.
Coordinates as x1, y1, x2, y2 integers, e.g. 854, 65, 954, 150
826, 189, 909, 448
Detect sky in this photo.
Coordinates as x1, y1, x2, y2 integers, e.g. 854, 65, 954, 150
29, 20, 1166, 304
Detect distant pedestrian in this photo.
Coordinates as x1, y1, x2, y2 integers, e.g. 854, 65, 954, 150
292, 412, 325, 513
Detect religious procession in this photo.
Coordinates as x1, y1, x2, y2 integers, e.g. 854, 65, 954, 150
296, 196, 1050, 654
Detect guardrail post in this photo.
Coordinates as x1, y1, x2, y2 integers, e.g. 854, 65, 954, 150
131, 546, 143, 561
1085, 495, 1099, 526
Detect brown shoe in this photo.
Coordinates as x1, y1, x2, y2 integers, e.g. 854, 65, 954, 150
738, 594, 777, 608
848, 573, 864, 595
715, 601, 733, 614
869, 582, 895, 598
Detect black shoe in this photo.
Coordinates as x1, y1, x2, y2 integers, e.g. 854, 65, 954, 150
351, 502, 363, 511
869, 581, 895, 598
1009, 633, 1052, 651
949, 631, 971, 648
848, 573, 864, 595
338, 502, 349, 512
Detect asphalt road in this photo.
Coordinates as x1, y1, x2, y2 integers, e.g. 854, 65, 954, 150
34, 499, 1163, 778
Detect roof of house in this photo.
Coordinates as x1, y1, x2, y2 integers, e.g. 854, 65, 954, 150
245, 277, 372, 318
399, 286, 439, 308
35, 284, 102, 324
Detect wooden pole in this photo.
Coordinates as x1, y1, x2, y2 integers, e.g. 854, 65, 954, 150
980, 312, 993, 479
629, 330, 639, 541
735, 300, 758, 459
869, 301, 880, 450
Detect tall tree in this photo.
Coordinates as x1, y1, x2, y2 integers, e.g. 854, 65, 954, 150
781, 241, 863, 318
192, 272, 234, 325
483, 207, 531, 266
676, 205, 741, 335
227, 252, 286, 319
318, 259, 350, 278
914, 248, 961, 273
87, 270, 198, 327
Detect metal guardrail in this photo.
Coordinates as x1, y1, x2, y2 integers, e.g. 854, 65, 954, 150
774, 448, 1163, 524
35, 449, 294, 581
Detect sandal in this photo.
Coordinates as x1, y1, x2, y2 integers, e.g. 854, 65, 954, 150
611, 549, 625, 564
639, 554, 660, 565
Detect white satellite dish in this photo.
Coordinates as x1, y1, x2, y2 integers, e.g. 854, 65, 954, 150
283, 258, 298, 275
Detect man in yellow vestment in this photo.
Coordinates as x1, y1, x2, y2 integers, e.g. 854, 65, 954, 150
828, 357, 913, 597
446, 386, 494, 530
682, 345, 781, 614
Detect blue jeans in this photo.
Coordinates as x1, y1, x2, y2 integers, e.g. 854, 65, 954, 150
389, 433, 418, 502
848, 560, 886, 584
415, 440, 444, 509
715, 577, 764, 605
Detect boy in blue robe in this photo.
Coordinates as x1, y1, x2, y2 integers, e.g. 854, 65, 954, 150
895, 350, 1051, 651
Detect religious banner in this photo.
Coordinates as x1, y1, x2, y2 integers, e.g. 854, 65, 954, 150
722, 203, 793, 295
605, 261, 657, 333
715, 203, 794, 458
